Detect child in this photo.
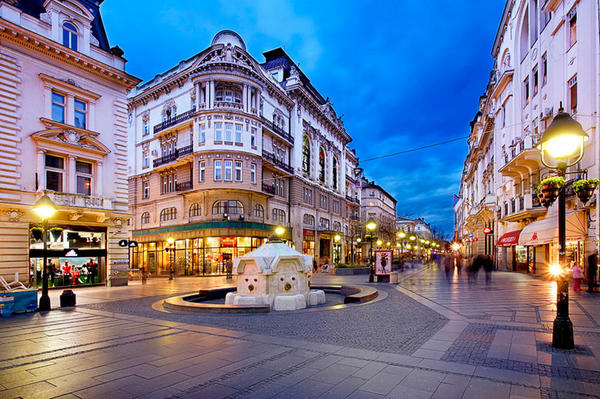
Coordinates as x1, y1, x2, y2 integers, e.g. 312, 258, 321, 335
573, 262, 584, 291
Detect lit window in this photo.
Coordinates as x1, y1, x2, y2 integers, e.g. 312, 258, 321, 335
250, 163, 256, 184
215, 123, 223, 142
76, 160, 92, 195
199, 161, 205, 182
51, 92, 65, 123
62, 22, 78, 51
318, 147, 325, 183
235, 161, 242, 182
45, 154, 64, 192
214, 160, 222, 181
74, 99, 86, 129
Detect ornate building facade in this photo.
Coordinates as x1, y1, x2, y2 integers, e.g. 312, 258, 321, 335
127, 31, 362, 276
0, 0, 139, 285
456, 0, 599, 274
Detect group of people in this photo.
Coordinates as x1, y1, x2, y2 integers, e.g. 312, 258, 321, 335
441, 252, 494, 285
571, 251, 598, 293
40, 258, 99, 286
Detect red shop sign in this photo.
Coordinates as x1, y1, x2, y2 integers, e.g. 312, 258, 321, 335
220, 237, 237, 247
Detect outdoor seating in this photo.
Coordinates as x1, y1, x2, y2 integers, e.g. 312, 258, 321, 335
0, 273, 27, 291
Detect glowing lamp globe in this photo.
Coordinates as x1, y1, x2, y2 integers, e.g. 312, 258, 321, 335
365, 218, 377, 232
167, 237, 175, 245
334, 234, 341, 242
275, 226, 285, 236
537, 109, 587, 168
33, 194, 56, 219
398, 231, 406, 239
409, 235, 416, 241
376, 239, 382, 246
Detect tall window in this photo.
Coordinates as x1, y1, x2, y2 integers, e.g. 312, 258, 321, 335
318, 147, 325, 183
332, 157, 338, 190
45, 154, 64, 192
303, 188, 313, 204
74, 99, 86, 128
161, 173, 176, 194
225, 123, 233, 142
520, 9, 529, 61
273, 177, 285, 197
250, 164, 256, 184
523, 77, 530, 105
76, 161, 92, 195
332, 199, 340, 214
141, 212, 150, 224
215, 123, 223, 142
569, 8, 577, 47
302, 135, 311, 175
320, 194, 328, 209
224, 160, 232, 181
142, 150, 149, 168
199, 124, 206, 144
319, 217, 330, 230
532, 65, 538, 97
254, 204, 264, 218
52, 92, 65, 123
62, 22, 78, 51
542, 53, 548, 86
142, 181, 150, 199
235, 124, 242, 144
199, 161, 205, 182
160, 207, 177, 221
189, 203, 200, 217
235, 161, 242, 182
530, 0, 538, 44
212, 200, 244, 215
272, 208, 286, 223
143, 119, 149, 136
569, 75, 578, 114
303, 214, 315, 226
214, 160, 222, 181
251, 127, 257, 148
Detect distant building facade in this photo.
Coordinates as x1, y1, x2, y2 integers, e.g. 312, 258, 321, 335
0, 0, 139, 285
127, 31, 363, 275
456, 0, 599, 274
359, 178, 397, 255
396, 217, 433, 240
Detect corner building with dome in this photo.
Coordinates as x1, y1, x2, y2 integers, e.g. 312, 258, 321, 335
127, 31, 364, 276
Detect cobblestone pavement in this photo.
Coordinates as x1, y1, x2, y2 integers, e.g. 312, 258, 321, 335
1, 265, 600, 398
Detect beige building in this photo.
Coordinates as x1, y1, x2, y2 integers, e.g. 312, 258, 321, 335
359, 178, 397, 258
0, 0, 139, 286
127, 31, 361, 276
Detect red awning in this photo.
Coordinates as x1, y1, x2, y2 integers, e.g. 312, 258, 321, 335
497, 230, 521, 247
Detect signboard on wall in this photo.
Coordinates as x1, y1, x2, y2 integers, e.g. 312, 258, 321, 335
220, 237, 237, 247
375, 250, 392, 275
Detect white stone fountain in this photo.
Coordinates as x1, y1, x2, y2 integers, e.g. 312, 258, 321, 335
225, 239, 326, 311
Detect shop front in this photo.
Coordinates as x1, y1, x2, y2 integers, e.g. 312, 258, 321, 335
302, 230, 315, 258
29, 224, 107, 288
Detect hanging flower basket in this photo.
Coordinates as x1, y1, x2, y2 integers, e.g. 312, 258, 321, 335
537, 176, 565, 207
30, 227, 43, 241
49, 227, 63, 241
573, 179, 600, 205
537, 191, 552, 208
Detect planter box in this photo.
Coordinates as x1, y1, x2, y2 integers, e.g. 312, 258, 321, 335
109, 275, 129, 287
334, 267, 370, 275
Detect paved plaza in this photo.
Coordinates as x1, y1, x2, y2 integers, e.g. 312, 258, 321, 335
1, 266, 600, 398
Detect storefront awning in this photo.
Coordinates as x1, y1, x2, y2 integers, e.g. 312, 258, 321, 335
497, 230, 521, 247
518, 212, 587, 246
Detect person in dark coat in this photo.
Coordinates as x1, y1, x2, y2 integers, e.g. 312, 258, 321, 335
469, 255, 483, 285
483, 255, 494, 286
443, 255, 454, 282
587, 250, 598, 293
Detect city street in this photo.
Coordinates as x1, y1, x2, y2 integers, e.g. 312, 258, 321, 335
1, 266, 600, 398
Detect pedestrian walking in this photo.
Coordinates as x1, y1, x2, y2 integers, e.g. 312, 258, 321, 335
468, 255, 483, 285
483, 255, 493, 286
443, 255, 454, 282
572, 262, 583, 291
587, 250, 598, 293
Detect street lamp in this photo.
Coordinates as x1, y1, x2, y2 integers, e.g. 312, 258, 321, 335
275, 226, 285, 237
366, 217, 377, 283
166, 237, 175, 280
409, 235, 416, 241
538, 106, 588, 349
34, 193, 56, 311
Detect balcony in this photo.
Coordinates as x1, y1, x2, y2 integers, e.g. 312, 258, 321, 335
349, 215, 360, 221
214, 101, 243, 111
346, 174, 357, 184
176, 181, 193, 192
346, 195, 360, 204
153, 145, 194, 168
261, 116, 294, 144
262, 150, 293, 174
49, 192, 112, 210
500, 192, 545, 222
499, 138, 540, 178
262, 183, 276, 195
153, 109, 195, 134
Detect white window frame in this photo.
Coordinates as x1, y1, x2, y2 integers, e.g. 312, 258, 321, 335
51, 91, 65, 124
143, 119, 150, 136
250, 163, 256, 184
235, 124, 242, 144
214, 160, 222, 181
225, 123, 233, 142
199, 124, 206, 145
45, 154, 65, 192
235, 161, 242, 182
143, 181, 150, 199
142, 150, 149, 168
215, 123, 223, 142
199, 161, 205, 182
251, 127, 256, 148
224, 160, 233, 181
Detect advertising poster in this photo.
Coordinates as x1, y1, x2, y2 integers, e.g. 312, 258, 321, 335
375, 250, 392, 275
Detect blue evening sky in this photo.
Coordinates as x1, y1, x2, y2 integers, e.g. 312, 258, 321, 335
102, 0, 506, 237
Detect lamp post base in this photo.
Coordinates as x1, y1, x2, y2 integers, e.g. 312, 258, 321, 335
552, 316, 574, 349
39, 295, 51, 312
368, 273, 374, 283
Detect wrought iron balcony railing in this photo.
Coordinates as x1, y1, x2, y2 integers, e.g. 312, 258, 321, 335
261, 116, 294, 144
153, 145, 194, 168
153, 109, 195, 134
262, 150, 293, 174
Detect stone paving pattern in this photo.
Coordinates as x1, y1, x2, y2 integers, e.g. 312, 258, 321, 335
1, 265, 600, 398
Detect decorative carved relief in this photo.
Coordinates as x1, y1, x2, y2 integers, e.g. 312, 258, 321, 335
3, 209, 23, 222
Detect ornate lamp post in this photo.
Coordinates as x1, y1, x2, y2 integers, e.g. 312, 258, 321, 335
355, 237, 361, 264
166, 237, 175, 280
33, 193, 56, 311
366, 218, 377, 282
538, 106, 588, 349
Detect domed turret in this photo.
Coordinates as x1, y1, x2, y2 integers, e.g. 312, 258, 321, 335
211, 30, 246, 51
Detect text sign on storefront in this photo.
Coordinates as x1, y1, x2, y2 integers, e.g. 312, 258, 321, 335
220, 237, 237, 247
483, 227, 493, 234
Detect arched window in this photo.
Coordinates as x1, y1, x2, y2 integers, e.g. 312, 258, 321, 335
319, 217, 330, 230
332, 157, 338, 190
62, 22, 78, 51
302, 135, 311, 176
519, 8, 529, 61
254, 204, 264, 218
303, 214, 315, 226
272, 208, 286, 222
318, 147, 325, 183
189, 203, 200, 217
333, 221, 341, 232
212, 200, 244, 215
141, 212, 150, 225
215, 85, 242, 104
159, 207, 177, 221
